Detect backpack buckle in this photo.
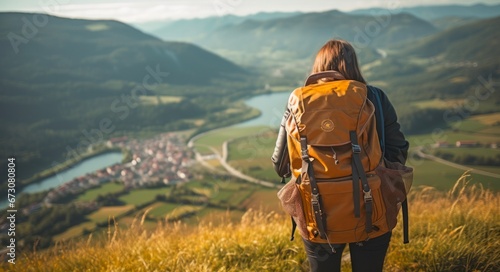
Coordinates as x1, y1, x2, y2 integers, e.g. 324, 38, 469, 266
301, 149, 310, 161
352, 144, 361, 154
311, 193, 319, 206
363, 189, 373, 203
311, 193, 319, 204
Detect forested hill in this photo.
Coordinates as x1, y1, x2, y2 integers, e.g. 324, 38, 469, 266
0, 12, 243, 85
371, 15, 500, 101
403, 16, 500, 68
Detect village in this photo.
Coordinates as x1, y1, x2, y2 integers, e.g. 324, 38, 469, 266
43, 133, 194, 204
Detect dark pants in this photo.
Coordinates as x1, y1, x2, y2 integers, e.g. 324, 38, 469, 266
302, 231, 392, 272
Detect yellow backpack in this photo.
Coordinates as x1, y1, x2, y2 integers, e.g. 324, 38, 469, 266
283, 71, 410, 244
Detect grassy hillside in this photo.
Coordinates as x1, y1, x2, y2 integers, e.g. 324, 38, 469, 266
9, 176, 500, 271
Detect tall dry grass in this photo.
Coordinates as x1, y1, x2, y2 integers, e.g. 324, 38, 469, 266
6, 173, 499, 272
13, 210, 308, 272
386, 172, 500, 271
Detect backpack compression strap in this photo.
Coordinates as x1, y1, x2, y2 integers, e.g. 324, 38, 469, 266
349, 131, 374, 234
402, 199, 409, 243
300, 136, 328, 240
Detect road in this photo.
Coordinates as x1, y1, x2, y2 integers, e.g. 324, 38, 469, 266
415, 147, 500, 179
221, 140, 278, 188
376, 48, 388, 58
190, 132, 280, 189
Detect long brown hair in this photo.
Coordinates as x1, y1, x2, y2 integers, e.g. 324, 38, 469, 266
312, 39, 366, 84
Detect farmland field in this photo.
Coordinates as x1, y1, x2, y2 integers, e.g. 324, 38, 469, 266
193, 145, 212, 156
76, 182, 124, 202
469, 112, 500, 125
118, 187, 173, 206
116, 215, 158, 230
413, 98, 466, 109
433, 147, 500, 157
407, 131, 500, 148
53, 221, 96, 242
53, 205, 134, 241
240, 189, 282, 213
88, 205, 135, 222
410, 159, 500, 191
193, 126, 270, 154
226, 129, 278, 181
471, 165, 500, 174
139, 95, 183, 105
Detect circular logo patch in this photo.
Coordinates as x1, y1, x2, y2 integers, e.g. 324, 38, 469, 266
321, 119, 335, 132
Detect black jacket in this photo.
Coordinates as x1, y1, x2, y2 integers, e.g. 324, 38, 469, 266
271, 85, 409, 178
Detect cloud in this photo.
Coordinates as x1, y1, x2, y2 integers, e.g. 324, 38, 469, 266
41, 0, 398, 22
45, 2, 215, 22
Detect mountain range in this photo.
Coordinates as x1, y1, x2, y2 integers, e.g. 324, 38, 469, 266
142, 10, 438, 66
138, 4, 500, 67
133, 11, 302, 38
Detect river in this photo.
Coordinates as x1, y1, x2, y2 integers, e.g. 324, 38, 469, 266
1, 152, 122, 208
235, 91, 290, 128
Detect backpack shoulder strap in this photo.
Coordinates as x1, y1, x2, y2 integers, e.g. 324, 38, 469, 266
367, 85, 385, 155
368, 85, 410, 244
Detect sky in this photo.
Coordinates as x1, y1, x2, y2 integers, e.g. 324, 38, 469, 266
1, 0, 499, 23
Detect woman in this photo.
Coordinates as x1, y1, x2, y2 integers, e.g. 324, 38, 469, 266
271, 39, 409, 271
